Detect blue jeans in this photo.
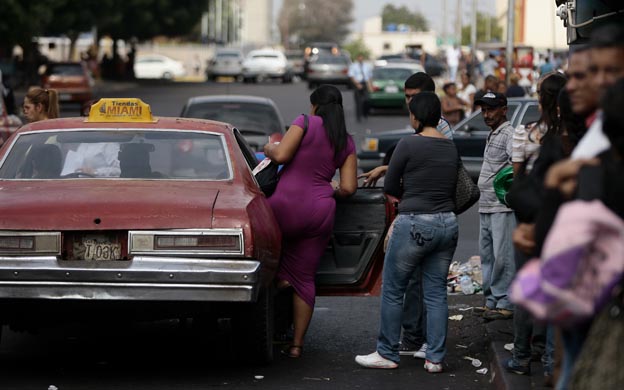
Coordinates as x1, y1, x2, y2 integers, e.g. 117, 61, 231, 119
377, 212, 458, 363
401, 268, 427, 349
479, 212, 516, 310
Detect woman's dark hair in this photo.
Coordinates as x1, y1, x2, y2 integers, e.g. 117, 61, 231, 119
534, 72, 567, 140
602, 78, 624, 157
310, 84, 347, 154
408, 91, 441, 133
556, 88, 586, 148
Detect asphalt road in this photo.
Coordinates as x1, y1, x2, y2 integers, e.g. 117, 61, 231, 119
3, 79, 487, 390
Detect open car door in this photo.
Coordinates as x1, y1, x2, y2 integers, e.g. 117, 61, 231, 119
316, 187, 393, 297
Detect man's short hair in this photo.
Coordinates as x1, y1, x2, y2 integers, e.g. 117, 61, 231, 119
404, 72, 435, 92
589, 23, 624, 49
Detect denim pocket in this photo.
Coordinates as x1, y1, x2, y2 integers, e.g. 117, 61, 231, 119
409, 222, 434, 247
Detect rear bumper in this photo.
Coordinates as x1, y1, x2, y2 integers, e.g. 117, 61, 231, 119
0, 256, 261, 302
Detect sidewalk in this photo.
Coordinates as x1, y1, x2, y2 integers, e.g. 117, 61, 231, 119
485, 318, 552, 390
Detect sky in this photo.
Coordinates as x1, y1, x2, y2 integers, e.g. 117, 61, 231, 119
272, 0, 497, 37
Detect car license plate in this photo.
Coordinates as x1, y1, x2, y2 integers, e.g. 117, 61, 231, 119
384, 85, 399, 93
59, 93, 71, 101
83, 239, 121, 261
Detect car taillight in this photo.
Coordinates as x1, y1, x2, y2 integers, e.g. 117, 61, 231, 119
342, 69, 348, 74
155, 235, 240, 251
372, 85, 381, 92
0, 232, 61, 255
129, 229, 244, 256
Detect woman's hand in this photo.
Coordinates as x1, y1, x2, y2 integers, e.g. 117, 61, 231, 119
357, 165, 388, 187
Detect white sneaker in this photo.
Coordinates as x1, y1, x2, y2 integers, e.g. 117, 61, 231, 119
413, 343, 428, 359
424, 360, 443, 373
355, 351, 398, 369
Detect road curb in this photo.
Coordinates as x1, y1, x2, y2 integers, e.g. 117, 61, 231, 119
484, 319, 551, 390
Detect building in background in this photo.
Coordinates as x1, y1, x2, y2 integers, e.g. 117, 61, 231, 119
350, 16, 438, 59
203, 0, 274, 49
495, 0, 567, 50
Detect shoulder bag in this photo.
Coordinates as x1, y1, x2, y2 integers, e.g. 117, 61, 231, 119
253, 114, 308, 197
454, 157, 480, 214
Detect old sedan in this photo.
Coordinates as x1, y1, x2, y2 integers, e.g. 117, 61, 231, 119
41, 61, 94, 106
0, 98, 391, 363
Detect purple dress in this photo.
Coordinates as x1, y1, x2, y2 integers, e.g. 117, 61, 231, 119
268, 114, 355, 307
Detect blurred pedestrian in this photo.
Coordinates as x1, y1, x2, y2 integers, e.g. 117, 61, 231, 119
504, 72, 567, 380
446, 45, 461, 82
441, 82, 468, 126
474, 75, 499, 111
355, 92, 458, 373
506, 73, 526, 98
0, 70, 17, 116
474, 91, 516, 321
22, 86, 59, 123
348, 54, 373, 122
457, 70, 477, 114
482, 52, 498, 77
264, 84, 357, 358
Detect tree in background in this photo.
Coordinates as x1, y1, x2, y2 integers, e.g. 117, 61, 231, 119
461, 12, 503, 45
278, 0, 354, 48
342, 39, 371, 60
381, 4, 428, 32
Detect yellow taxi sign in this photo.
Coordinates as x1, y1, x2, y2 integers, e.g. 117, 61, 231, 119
86, 98, 156, 123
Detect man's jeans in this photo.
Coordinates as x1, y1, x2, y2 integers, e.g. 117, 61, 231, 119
479, 212, 516, 310
377, 212, 458, 363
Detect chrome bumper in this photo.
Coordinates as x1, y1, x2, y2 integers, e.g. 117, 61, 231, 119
0, 256, 261, 302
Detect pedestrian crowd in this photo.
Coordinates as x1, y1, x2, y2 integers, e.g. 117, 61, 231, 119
260, 22, 624, 389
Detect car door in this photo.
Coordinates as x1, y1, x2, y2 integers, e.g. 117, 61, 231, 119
234, 130, 391, 297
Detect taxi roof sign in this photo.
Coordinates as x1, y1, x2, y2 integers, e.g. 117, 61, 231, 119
86, 98, 156, 123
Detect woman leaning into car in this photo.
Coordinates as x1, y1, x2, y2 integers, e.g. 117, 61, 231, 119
263, 84, 357, 358
356, 92, 459, 374
23, 86, 60, 123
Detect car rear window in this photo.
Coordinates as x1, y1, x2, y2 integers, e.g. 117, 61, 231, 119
46, 64, 84, 76
313, 56, 349, 65
251, 54, 279, 59
0, 130, 231, 180
217, 52, 241, 58
372, 68, 414, 80
183, 102, 282, 135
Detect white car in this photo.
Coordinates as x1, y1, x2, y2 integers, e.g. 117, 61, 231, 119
206, 48, 244, 81
134, 54, 186, 80
241, 49, 292, 83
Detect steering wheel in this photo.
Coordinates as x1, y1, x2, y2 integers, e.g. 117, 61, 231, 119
61, 171, 96, 178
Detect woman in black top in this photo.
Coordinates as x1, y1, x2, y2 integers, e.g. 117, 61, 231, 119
355, 92, 459, 373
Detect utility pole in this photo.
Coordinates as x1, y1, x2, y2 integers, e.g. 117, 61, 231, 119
442, 0, 447, 44
471, 0, 478, 74
505, 0, 515, 85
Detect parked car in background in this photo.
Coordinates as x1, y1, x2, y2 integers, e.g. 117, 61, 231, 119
41, 62, 94, 106
306, 54, 352, 89
0, 98, 393, 363
358, 97, 540, 178
180, 95, 286, 152
133, 54, 186, 80
241, 49, 292, 83
285, 49, 305, 78
205, 48, 244, 81
368, 62, 425, 111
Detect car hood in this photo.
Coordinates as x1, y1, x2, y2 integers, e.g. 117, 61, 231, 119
0, 181, 220, 230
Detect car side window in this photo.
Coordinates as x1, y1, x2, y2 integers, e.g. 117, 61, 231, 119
518, 102, 540, 126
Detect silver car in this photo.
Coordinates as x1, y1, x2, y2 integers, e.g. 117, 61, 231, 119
206, 48, 244, 81
306, 54, 352, 89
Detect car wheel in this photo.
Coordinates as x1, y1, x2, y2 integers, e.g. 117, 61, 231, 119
233, 286, 275, 364
282, 74, 292, 84
162, 71, 173, 80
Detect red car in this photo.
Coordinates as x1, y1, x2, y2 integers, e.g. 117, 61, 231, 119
41, 61, 94, 105
0, 99, 390, 362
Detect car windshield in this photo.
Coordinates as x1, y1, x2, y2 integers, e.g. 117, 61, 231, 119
372, 68, 414, 80
0, 130, 231, 180
47, 64, 84, 76
183, 102, 282, 135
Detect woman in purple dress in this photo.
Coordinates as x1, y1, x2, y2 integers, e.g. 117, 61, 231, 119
263, 85, 358, 358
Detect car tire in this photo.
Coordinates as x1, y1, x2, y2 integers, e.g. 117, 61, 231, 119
282, 74, 292, 84
233, 286, 275, 364
162, 71, 173, 80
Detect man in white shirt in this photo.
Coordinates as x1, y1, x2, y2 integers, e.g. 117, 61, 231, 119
348, 54, 373, 122
446, 45, 461, 82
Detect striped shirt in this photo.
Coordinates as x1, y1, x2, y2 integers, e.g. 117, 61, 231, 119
478, 121, 514, 213
512, 122, 545, 173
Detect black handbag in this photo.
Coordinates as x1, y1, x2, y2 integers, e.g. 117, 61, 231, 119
453, 157, 480, 214
254, 114, 308, 197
